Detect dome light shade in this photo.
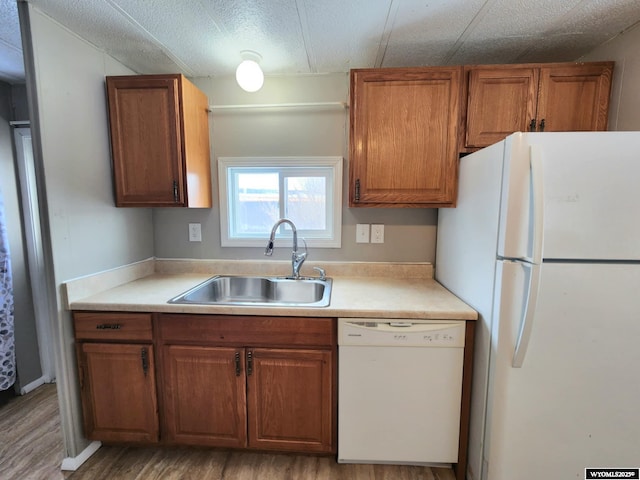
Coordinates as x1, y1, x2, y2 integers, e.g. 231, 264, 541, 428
235, 51, 264, 92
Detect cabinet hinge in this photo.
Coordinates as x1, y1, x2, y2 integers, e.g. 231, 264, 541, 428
354, 179, 360, 202
141, 347, 149, 377
246, 350, 253, 376
539, 118, 545, 132
529, 119, 536, 132
173, 180, 179, 203
78, 364, 85, 390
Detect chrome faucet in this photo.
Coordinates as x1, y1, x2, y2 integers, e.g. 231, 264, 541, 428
265, 218, 307, 279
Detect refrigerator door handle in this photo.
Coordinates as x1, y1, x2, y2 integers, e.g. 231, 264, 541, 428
527, 145, 545, 264
513, 263, 542, 368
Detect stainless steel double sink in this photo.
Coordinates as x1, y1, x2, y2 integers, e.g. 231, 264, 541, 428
168, 275, 332, 308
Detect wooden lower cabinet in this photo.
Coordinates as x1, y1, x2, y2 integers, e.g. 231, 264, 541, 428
74, 311, 159, 443
161, 345, 247, 447
247, 348, 333, 452
78, 342, 159, 443
158, 314, 337, 454
73, 312, 336, 452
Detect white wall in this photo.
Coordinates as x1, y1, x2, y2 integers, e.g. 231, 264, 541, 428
153, 74, 439, 264
580, 22, 640, 130
27, 5, 154, 458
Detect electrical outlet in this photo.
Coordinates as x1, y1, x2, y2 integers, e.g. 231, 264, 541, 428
371, 224, 384, 243
188, 223, 202, 242
356, 224, 370, 243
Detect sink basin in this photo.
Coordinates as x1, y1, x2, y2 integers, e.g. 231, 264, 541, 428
168, 275, 332, 307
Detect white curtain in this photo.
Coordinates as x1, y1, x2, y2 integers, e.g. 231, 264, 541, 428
0, 188, 15, 391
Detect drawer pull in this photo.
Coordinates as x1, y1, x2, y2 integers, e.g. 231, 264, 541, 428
96, 323, 122, 330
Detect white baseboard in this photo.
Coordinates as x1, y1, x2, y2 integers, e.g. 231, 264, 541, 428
61, 441, 102, 471
19, 375, 52, 395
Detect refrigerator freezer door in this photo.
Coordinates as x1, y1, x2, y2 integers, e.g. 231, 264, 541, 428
486, 262, 640, 480
535, 131, 640, 260
501, 132, 640, 261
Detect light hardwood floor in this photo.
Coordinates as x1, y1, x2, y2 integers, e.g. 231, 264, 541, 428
0, 384, 456, 480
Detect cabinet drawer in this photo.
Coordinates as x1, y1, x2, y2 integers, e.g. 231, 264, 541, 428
74, 312, 153, 341
158, 314, 335, 347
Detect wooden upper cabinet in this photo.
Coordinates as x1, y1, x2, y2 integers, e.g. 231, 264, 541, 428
463, 62, 614, 149
349, 67, 462, 207
465, 67, 539, 148
536, 64, 613, 133
105, 74, 212, 207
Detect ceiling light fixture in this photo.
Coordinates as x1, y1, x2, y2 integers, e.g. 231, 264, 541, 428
235, 50, 264, 93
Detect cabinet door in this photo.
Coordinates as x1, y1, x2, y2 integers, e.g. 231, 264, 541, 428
162, 345, 247, 447
465, 67, 539, 148
246, 348, 334, 453
79, 343, 158, 443
350, 67, 461, 206
535, 63, 613, 132
106, 75, 184, 206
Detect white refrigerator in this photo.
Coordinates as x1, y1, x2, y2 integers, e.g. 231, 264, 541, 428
436, 132, 640, 480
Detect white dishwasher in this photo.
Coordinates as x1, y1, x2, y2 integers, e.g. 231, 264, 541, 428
338, 318, 465, 466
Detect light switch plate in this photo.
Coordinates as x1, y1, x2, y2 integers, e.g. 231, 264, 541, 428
189, 223, 202, 242
356, 224, 370, 243
371, 224, 384, 243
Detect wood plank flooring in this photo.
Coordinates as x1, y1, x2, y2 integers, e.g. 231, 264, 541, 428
0, 384, 456, 480
0, 383, 65, 480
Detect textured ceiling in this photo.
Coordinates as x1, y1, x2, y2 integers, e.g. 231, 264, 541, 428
2, 0, 640, 84
0, 0, 24, 83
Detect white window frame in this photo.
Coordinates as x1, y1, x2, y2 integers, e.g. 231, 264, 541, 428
218, 156, 343, 248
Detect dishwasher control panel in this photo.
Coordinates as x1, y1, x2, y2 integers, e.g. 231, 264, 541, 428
338, 318, 465, 347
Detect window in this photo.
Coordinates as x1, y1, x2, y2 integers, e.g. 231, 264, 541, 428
218, 157, 342, 247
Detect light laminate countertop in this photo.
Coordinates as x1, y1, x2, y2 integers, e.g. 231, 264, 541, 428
65, 259, 477, 321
